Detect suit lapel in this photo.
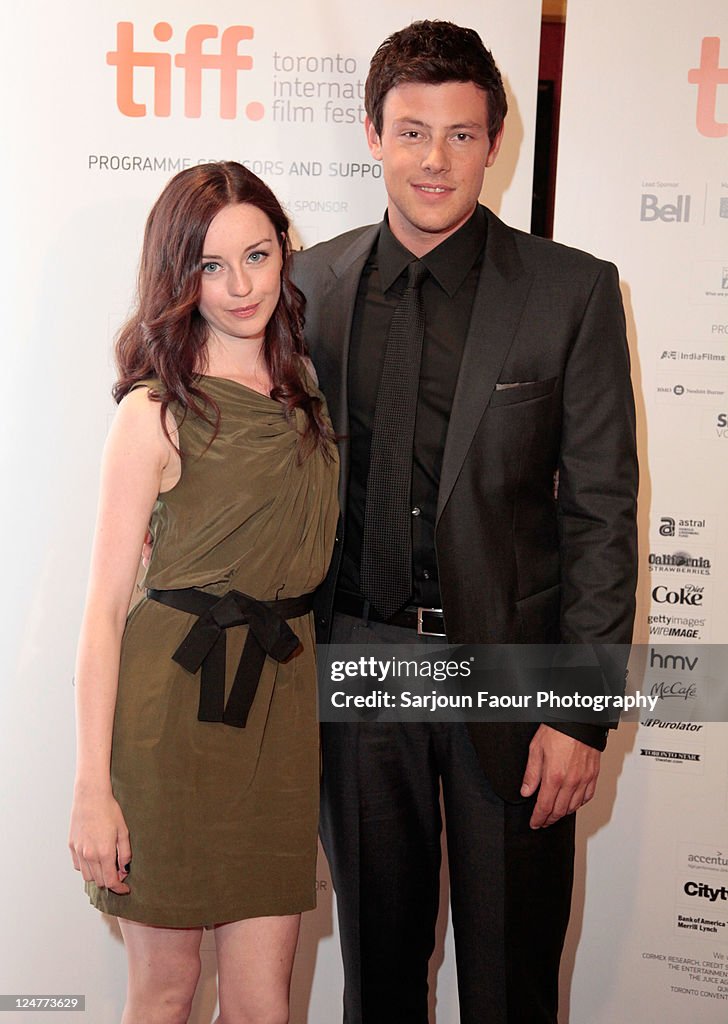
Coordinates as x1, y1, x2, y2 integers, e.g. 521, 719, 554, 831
318, 225, 380, 503
437, 211, 534, 520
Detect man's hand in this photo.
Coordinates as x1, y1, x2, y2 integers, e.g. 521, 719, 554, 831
521, 725, 600, 829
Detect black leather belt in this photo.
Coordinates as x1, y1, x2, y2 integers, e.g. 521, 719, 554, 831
334, 590, 447, 637
147, 587, 314, 728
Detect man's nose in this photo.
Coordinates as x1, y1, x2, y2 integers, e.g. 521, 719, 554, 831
421, 137, 450, 174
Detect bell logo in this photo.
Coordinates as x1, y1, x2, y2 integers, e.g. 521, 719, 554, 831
107, 22, 265, 120
688, 37, 728, 138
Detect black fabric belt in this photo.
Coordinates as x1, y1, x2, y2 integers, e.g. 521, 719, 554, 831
334, 590, 447, 637
147, 587, 314, 728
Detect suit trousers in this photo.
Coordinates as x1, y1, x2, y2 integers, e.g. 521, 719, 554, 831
320, 614, 576, 1024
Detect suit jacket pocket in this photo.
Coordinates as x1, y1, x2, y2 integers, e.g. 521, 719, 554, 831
515, 583, 561, 642
489, 376, 557, 407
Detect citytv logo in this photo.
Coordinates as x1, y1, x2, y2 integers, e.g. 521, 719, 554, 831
107, 22, 264, 119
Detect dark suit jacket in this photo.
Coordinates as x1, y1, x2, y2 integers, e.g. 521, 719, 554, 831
292, 206, 638, 801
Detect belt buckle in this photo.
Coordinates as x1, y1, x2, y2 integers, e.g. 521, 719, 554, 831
417, 607, 446, 638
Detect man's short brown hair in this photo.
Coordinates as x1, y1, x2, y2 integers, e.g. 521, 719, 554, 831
365, 20, 508, 146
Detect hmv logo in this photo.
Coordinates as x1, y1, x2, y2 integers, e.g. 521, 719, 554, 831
640, 194, 691, 222
107, 22, 265, 120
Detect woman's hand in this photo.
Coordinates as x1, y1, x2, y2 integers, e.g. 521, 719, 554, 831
69, 787, 132, 895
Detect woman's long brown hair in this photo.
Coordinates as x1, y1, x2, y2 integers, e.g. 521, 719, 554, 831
113, 161, 333, 456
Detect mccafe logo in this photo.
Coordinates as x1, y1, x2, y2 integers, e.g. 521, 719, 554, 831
107, 22, 264, 119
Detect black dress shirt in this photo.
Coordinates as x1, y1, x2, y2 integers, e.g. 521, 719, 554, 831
340, 206, 487, 609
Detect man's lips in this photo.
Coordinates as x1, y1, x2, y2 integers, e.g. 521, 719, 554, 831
412, 183, 453, 194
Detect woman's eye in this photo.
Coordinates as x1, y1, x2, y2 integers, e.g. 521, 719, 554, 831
248, 251, 267, 264
201, 261, 220, 274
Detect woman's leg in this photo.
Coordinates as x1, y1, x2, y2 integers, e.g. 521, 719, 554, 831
118, 919, 203, 1024
214, 914, 300, 1024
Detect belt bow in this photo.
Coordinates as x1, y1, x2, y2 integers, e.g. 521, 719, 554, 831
147, 588, 313, 727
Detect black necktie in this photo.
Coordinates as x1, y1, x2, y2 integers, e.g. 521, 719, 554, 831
360, 259, 428, 619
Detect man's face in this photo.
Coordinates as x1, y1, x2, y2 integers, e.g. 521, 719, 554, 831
366, 80, 502, 257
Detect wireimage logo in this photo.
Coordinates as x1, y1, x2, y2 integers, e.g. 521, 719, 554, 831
107, 22, 264, 119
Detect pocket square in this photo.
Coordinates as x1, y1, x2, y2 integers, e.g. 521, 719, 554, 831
494, 380, 539, 390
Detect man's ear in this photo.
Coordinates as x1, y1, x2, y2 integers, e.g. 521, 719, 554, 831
365, 116, 383, 161
485, 125, 505, 168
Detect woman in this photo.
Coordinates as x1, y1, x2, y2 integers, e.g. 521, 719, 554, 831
68, 161, 338, 1024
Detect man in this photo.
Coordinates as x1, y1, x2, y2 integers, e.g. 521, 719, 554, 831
292, 20, 637, 1024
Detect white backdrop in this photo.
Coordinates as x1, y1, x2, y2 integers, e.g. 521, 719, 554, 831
555, 2, 728, 1021
0, 3, 541, 1022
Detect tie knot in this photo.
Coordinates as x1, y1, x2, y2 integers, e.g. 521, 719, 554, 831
406, 260, 428, 290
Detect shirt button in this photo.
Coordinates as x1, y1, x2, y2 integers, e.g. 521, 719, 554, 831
423, 570, 431, 580
411, 507, 421, 516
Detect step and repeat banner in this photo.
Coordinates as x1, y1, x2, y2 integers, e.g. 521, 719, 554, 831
0, 3, 541, 1023
555, 2, 728, 1022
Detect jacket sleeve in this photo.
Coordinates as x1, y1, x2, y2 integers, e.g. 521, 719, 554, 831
550, 261, 638, 749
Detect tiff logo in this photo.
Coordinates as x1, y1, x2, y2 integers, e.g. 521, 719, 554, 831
688, 37, 728, 137
107, 22, 265, 119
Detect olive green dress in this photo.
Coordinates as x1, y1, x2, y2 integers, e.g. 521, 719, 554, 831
87, 375, 338, 927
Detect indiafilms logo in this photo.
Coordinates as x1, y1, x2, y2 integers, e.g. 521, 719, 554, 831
648, 552, 711, 575
107, 22, 264, 119
659, 349, 726, 364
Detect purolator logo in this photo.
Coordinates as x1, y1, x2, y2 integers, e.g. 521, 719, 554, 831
107, 22, 264, 120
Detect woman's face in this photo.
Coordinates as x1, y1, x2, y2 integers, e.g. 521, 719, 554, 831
197, 202, 283, 346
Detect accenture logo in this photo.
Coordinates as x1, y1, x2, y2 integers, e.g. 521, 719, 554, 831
686, 851, 728, 868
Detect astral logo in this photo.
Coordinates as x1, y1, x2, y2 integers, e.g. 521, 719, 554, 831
107, 22, 264, 120
659, 517, 676, 536
688, 37, 728, 138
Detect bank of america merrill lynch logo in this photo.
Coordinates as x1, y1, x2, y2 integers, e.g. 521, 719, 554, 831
107, 22, 264, 119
